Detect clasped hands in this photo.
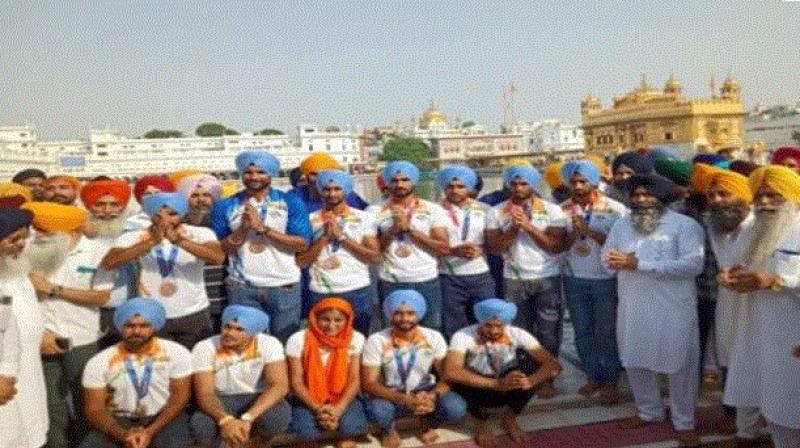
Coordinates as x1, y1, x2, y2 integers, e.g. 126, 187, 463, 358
219, 416, 253, 446
315, 404, 345, 431
496, 370, 536, 392
717, 266, 779, 293
605, 250, 638, 270
401, 390, 437, 416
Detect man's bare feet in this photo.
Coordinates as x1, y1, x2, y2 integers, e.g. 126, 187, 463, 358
618, 415, 658, 429
501, 412, 526, 443
595, 384, 620, 405
578, 382, 600, 397
473, 419, 496, 447
536, 381, 558, 399
380, 430, 402, 448
675, 429, 700, 447
336, 438, 357, 448
418, 426, 440, 445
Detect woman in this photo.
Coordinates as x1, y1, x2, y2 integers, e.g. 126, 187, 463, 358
286, 298, 367, 447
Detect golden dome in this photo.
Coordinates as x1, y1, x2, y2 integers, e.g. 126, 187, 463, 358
722, 76, 739, 89
419, 101, 448, 129
664, 74, 682, 94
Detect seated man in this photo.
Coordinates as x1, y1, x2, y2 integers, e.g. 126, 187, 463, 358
190, 305, 291, 447
445, 299, 562, 447
80, 299, 193, 448
362, 290, 467, 448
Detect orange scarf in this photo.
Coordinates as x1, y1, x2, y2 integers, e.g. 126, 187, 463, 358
390, 327, 427, 348
303, 298, 355, 405
108, 338, 163, 368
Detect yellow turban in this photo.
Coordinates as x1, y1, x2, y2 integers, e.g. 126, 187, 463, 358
709, 171, 753, 203
690, 163, 724, 194
44, 175, 81, 191
21, 202, 88, 233
583, 154, 610, 179
543, 162, 565, 189
168, 169, 203, 188
504, 158, 533, 170
299, 153, 341, 176
0, 182, 32, 202
748, 165, 800, 203
221, 182, 241, 198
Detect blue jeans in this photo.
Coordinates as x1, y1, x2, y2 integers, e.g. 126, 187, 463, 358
504, 276, 564, 356
79, 413, 191, 448
563, 276, 621, 385
380, 278, 442, 329
190, 394, 291, 446
290, 399, 368, 441
226, 278, 301, 343
365, 392, 467, 432
310, 285, 374, 335
440, 272, 496, 339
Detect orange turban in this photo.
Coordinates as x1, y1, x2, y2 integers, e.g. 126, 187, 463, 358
690, 163, 724, 194
299, 153, 341, 176
748, 165, 800, 204
168, 169, 203, 188
21, 202, 88, 233
543, 162, 565, 189
80, 180, 132, 208
709, 171, 753, 203
44, 175, 81, 190
0, 182, 32, 203
303, 298, 354, 405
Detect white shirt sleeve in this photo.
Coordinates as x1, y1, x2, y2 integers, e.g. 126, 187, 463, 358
0, 308, 20, 376
429, 203, 450, 229
637, 216, 705, 280
114, 230, 142, 249
191, 339, 215, 373
91, 268, 116, 291
485, 206, 500, 231
82, 352, 108, 388
350, 332, 365, 355
260, 335, 286, 364
361, 213, 377, 239
284, 331, 305, 358
192, 227, 219, 244
546, 203, 569, 228
510, 327, 542, 351
600, 219, 624, 276
361, 333, 384, 367
168, 344, 194, 379
448, 330, 474, 353
429, 330, 448, 360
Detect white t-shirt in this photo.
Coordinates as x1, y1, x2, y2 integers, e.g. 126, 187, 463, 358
561, 195, 628, 279
39, 235, 114, 347
192, 334, 285, 395
308, 208, 376, 293
362, 327, 447, 393
114, 225, 215, 319
439, 200, 491, 276
488, 198, 568, 280
449, 324, 541, 377
285, 329, 365, 365
367, 199, 449, 283
82, 338, 193, 418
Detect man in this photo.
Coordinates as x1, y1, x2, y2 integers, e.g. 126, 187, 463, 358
703, 170, 763, 446
127, 175, 176, 231
601, 174, 704, 447
362, 290, 467, 448
719, 166, 800, 448
606, 150, 655, 203
543, 161, 570, 203
559, 160, 627, 404
292, 152, 369, 212
0, 182, 33, 208
444, 299, 561, 448
80, 298, 192, 448
0, 207, 49, 447
485, 165, 567, 398
769, 146, 800, 173
367, 161, 449, 329
102, 192, 225, 349
191, 305, 291, 447
43, 174, 81, 205
80, 179, 138, 347
175, 174, 227, 330
296, 170, 379, 335
22, 201, 114, 448
12, 168, 47, 201
212, 151, 311, 343
437, 166, 495, 339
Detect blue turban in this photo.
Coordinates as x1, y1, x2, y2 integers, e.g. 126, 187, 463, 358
316, 169, 354, 195
0, 208, 33, 241
382, 161, 420, 185
221, 305, 270, 336
142, 192, 188, 218
561, 160, 601, 186
692, 153, 727, 166
235, 151, 280, 177
474, 298, 518, 324
438, 165, 478, 190
503, 166, 541, 190
612, 151, 654, 175
382, 289, 427, 322
114, 298, 167, 332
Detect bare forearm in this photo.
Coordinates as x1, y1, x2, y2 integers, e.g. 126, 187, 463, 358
247, 385, 289, 419
291, 380, 321, 412
146, 396, 189, 435
177, 240, 225, 265
221, 228, 249, 255
488, 230, 516, 254
378, 227, 402, 250
56, 287, 110, 307
446, 365, 498, 389
197, 393, 232, 422
408, 231, 449, 257
341, 238, 380, 264
296, 236, 329, 268
522, 226, 562, 253
362, 380, 407, 405
264, 230, 308, 253
87, 410, 128, 442
101, 240, 155, 270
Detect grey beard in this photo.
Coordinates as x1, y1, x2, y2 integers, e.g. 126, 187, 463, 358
185, 207, 211, 227
630, 204, 665, 235
707, 203, 750, 234
90, 215, 127, 238
24, 232, 72, 275
740, 202, 798, 271
0, 254, 31, 281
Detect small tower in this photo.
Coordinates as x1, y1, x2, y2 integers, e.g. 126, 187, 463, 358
721, 76, 741, 101
664, 73, 682, 96
581, 94, 602, 115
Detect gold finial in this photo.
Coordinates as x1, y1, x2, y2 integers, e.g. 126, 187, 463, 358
640, 73, 650, 89
709, 76, 717, 97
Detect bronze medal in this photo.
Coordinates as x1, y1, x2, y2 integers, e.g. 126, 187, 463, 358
394, 245, 412, 258
159, 281, 177, 297
574, 242, 592, 257
321, 256, 342, 270
249, 240, 266, 254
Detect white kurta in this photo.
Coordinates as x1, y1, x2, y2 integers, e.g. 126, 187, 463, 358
707, 213, 754, 367
0, 294, 27, 447
723, 216, 800, 429
1, 277, 48, 448
602, 210, 705, 373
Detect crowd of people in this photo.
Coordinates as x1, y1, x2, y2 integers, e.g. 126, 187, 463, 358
0, 146, 798, 448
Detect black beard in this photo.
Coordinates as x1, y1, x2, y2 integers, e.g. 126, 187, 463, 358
707, 203, 749, 234
123, 335, 154, 351
185, 207, 211, 227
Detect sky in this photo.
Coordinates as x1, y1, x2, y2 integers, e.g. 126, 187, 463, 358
1, 0, 799, 139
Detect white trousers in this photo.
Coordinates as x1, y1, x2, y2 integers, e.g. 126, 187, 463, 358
735, 407, 762, 440
626, 361, 699, 431
768, 421, 800, 448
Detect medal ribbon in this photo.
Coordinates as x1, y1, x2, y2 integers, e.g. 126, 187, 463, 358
443, 201, 472, 242
572, 200, 593, 241
394, 343, 418, 392
124, 357, 155, 412
484, 344, 504, 378
395, 199, 417, 243
154, 244, 179, 279
323, 212, 344, 253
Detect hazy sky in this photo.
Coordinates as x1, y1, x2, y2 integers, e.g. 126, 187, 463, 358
2, 1, 799, 139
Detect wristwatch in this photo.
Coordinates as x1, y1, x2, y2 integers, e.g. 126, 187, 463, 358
240, 412, 254, 422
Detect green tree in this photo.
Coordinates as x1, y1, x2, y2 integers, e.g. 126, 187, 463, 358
256, 128, 284, 136
459, 120, 476, 129
142, 129, 184, 139
792, 130, 800, 145
380, 137, 434, 168
195, 122, 239, 137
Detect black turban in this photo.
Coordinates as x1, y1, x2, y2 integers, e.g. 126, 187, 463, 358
612, 151, 654, 175
12, 168, 46, 184
0, 208, 33, 241
626, 174, 681, 204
